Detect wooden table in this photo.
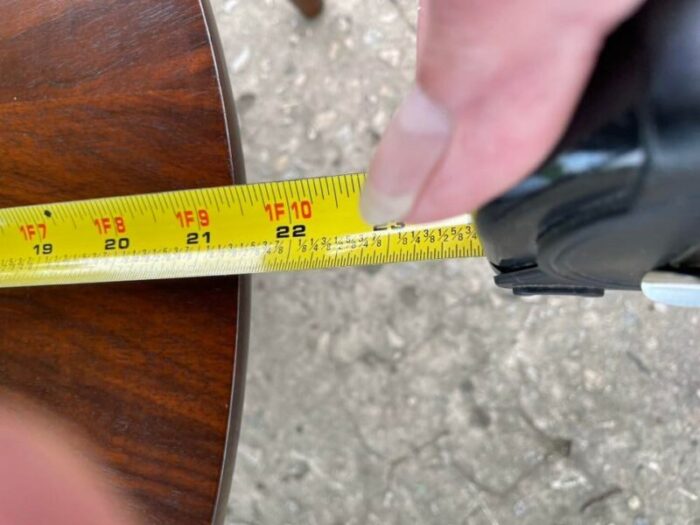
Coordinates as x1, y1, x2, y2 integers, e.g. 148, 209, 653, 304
0, 1, 248, 523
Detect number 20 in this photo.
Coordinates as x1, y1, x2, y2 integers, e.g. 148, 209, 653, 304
105, 238, 130, 250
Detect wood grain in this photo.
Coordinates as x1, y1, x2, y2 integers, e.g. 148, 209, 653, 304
0, 1, 247, 524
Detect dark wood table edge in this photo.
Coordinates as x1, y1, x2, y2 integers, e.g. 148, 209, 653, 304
199, 2, 251, 523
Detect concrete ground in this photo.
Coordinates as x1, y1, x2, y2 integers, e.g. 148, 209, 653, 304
211, 1, 700, 523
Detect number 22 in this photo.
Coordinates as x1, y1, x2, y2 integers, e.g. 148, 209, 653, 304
276, 225, 306, 239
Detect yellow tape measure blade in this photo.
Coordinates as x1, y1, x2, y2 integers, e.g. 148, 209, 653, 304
0, 173, 484, 288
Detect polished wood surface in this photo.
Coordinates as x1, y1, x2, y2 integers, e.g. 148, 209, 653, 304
0, 1, 247, 524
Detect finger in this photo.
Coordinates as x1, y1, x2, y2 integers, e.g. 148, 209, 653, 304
360, 86, 451, 223
0, 407, 137, 525
407, 15, 604, 222
362, 0, 645, 224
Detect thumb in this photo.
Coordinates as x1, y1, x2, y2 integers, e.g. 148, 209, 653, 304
361, 0, 645, 224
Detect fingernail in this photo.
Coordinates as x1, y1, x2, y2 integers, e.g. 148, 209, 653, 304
360, 185, 415, 225
361, 87, 451, 225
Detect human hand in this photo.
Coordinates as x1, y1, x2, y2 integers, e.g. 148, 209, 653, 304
361, 0, 645, 224
0, 405, 135, 525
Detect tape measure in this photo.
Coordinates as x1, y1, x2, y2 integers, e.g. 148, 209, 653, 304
0, 173, 483, 288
